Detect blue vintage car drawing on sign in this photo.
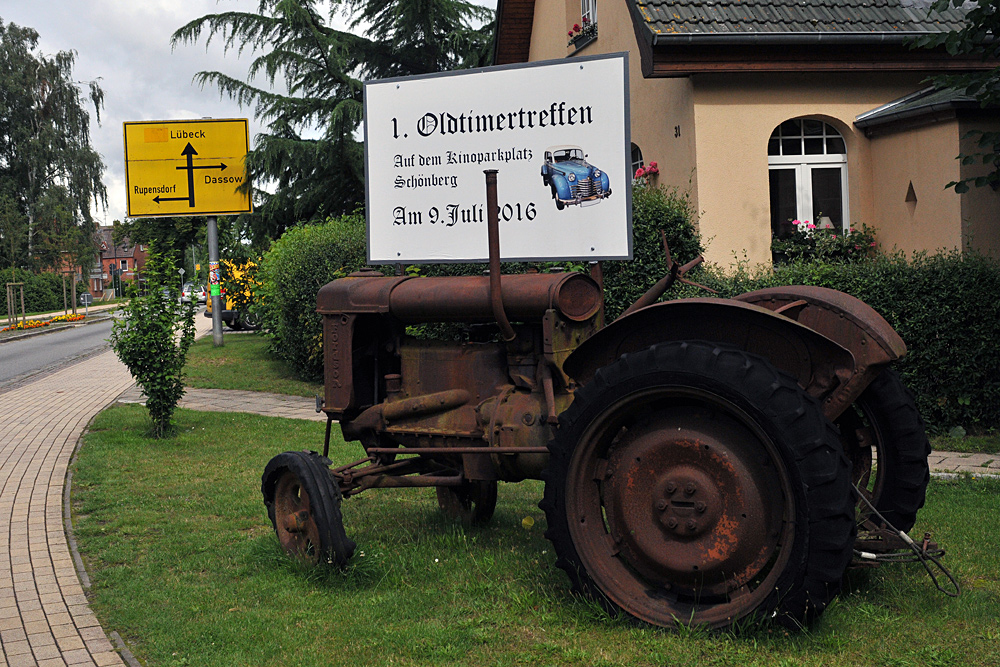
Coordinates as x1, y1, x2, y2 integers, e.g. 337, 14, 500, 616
540, 145, 612, 210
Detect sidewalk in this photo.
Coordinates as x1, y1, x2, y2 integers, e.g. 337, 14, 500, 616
0, 315, 996, 666
929, 450, 1000, 477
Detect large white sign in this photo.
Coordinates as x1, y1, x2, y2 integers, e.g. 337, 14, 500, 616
364, 53, 631, 264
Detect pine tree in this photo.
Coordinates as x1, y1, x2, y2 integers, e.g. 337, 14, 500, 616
171, 0, 494, 243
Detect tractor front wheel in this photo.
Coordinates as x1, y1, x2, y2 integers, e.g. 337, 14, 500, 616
839, 369, 930, 532
262, 451, 355, 567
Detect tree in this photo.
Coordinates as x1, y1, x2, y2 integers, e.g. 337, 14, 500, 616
919, 0, 1000, 192
0, 19, 106, 271
171, 0, 494, 243
113, 215, 206, 269
110, 245, 196, 438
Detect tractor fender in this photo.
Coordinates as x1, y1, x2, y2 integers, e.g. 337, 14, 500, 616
563, 298, 859, 420
733, 285, 905, 362
734, 285, 906, 419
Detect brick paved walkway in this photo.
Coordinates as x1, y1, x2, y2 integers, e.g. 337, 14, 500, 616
0, 313, 996, 666
116, 386, 326, 422
1, 349, 133, 666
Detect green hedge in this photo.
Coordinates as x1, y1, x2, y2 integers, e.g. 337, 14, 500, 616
0, 268, 74, 315
683, 252, 1000, 434
257, 215, 367, 380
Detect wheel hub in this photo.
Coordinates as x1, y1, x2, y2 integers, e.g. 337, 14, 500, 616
602, 410, 784, 595
654, 468, 722, 538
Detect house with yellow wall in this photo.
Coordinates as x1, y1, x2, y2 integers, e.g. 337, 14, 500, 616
494, 0, 999, 266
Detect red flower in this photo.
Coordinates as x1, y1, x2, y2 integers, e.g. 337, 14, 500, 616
583, 16, 590, 23
635, 167, 645, 179
568, 31, 574, 37
573, 24, 581, 32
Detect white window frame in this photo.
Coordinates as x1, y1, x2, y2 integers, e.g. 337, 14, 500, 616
768, 154, 849, 231
631, 143, 644, 176
581, 0, 596, 24
768, 119, 849, 232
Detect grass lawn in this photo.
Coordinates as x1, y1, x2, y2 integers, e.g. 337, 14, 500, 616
931, 433, 1000, 455
184, 333, 322, 397
73, 404, 1000, 667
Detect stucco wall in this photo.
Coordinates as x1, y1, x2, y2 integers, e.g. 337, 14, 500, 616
960, 116, 1000, 259
869, 121, 964, 256
691, 72, 928, 266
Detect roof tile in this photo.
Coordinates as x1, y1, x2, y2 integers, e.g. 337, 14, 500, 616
633, 0, 969, 36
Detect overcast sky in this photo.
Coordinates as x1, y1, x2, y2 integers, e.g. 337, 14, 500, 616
1, 0, 367, 225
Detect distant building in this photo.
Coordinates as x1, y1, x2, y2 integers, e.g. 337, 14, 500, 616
89, 226, 148, 298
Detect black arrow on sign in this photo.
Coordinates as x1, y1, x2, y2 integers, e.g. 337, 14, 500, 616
176, 143, 229, 207
150, 143, 228, 207
152, 194, 190, 204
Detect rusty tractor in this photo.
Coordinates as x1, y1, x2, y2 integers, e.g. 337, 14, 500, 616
262, 178, 930, 631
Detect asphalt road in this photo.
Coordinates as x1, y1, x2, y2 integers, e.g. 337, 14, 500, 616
0, 318, 115, 387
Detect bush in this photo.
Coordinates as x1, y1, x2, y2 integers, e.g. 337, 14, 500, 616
257, 214, 368, 380
0, 268, 74, 314
771, 223, 879, 263
109, 247, 196, 438
600, 182, 702, 319
683, 252, 1000, 434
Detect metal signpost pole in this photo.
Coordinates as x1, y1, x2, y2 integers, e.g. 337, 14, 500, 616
207, 215, 223, 346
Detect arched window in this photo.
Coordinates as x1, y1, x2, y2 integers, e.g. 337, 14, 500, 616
631, 143, 644, 177
768, 119, 848, 239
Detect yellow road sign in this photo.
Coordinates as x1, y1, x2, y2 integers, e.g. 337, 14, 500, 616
124, 119, 252, 218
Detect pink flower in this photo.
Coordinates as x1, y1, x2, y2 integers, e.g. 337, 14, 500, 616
649, 161, 658, 168
635, 167, 645, 179
806, 222, 816, 230
832, 235, 837, 239
855, 245, 861, 250
870, 242, 877, 247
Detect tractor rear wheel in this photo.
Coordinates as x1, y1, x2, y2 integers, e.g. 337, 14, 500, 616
838, 369, 930, 532
540, 341, 855, 630
262, 451, 355, 567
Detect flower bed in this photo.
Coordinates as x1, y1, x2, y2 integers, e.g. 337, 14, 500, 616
1, 312, 86, 332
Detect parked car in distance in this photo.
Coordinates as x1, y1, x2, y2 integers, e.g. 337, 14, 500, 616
540, 145, 612, 210
181, 282, 207, 304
